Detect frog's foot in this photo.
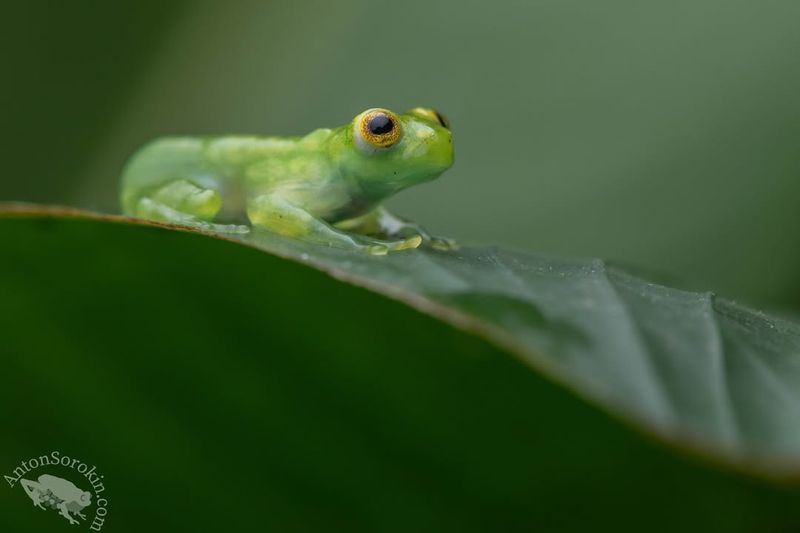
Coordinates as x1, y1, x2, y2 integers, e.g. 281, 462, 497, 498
247, 194, 422, 255
134, 180, 250, 235
357, 234, 423, 256
424, 234, 459, 252
344, 208, 458, 252
390, 229, 458, 252
136, 198, 249, 235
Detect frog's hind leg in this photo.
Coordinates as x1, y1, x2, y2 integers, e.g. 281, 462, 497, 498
134, 180, 249, 234
20, 480, 46, 510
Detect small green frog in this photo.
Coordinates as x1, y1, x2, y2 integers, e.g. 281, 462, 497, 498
20, 474, 91, 525
120, 107, 455, 254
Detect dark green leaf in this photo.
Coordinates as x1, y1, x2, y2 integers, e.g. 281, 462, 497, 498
1, 205, 799, 532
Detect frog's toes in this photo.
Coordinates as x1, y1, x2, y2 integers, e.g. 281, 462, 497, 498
204, 222, 250, 235
428, 236, 459, 251
365, 235, 421, 255
366, 243, 389, 255
399, 235, 423, 250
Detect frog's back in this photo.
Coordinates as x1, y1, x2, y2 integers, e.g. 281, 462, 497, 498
120, 135, 303, 217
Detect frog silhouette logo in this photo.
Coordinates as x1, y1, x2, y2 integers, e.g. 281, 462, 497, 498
20, 474, 92, 525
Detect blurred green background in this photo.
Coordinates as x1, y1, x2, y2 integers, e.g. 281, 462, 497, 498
3, 0, 800, 308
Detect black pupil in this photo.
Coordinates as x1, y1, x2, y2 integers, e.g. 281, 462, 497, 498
368, 114, 394, 135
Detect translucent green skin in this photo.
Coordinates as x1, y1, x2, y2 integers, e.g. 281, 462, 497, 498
120, 107, 454, 254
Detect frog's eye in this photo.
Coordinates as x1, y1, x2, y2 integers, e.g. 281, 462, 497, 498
355, 109, 402, 151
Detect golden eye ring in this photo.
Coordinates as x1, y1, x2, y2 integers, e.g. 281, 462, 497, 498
357, 109, 402, 149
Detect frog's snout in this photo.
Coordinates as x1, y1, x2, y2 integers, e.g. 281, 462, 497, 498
435, 128, 455, 170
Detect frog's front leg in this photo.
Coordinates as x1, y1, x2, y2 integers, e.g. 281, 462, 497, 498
56, 502, 80, 525
336, 206, 458, 251
247, 195, 421, 255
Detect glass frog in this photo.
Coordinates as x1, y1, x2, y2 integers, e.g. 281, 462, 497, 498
120, 107, 455, 254
20, 474, 92, 525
